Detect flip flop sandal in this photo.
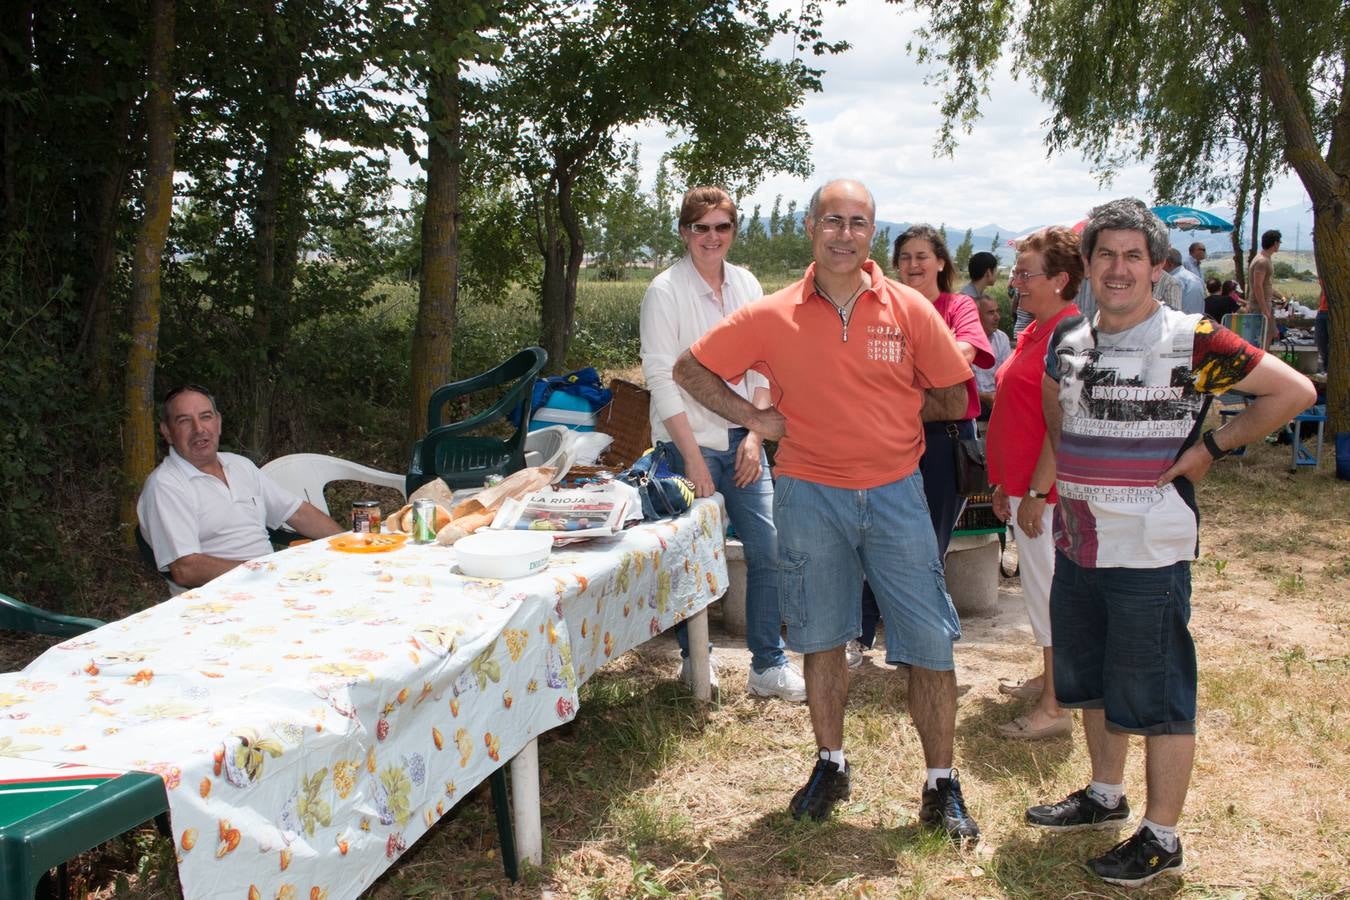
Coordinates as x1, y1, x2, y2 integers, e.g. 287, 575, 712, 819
998, 714, 1072, 740
997, 677, 1043, 700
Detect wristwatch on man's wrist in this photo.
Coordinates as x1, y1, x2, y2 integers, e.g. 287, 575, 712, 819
1026, 487, 1050, 500
1201, 429, 1231, 460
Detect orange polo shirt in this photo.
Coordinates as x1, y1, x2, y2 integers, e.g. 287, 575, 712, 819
691, 260, 973, 489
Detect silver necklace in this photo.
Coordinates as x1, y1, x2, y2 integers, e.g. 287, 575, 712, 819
814, 278, 867, 342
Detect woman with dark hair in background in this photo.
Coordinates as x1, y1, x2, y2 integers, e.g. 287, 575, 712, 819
988, 225, 1083, 739
849, 224, 993, 666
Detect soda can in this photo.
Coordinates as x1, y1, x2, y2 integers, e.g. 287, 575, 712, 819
411, 498, 438, 543
351, 500, 381, 534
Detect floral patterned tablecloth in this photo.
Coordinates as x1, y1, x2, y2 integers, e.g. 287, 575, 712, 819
0, 499, 725, 899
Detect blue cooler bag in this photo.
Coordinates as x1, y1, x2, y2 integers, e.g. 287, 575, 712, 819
526, 367, 612, 432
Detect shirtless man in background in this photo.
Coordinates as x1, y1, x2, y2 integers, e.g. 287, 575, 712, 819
1247, 229, 1282, 346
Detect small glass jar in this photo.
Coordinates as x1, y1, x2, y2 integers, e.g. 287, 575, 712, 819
351, 500, 381, 534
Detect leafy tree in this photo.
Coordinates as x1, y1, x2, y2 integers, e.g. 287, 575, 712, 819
389, 0, 520, 446
648, 155, 683, 269
954, 228, 974, 272
591, 144, 656, 280
169, 0, 406, 455
734, 201, 767, 272
990, 231, 1000, 252
896, 0, 1350, 429
871, 226, 893, 271
768, 195, 783, 238
487, 0, 839, 372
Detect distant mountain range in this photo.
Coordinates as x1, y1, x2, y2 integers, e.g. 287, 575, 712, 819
861, 202, 1317, 264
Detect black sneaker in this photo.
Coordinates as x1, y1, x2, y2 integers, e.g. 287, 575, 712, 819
788, 750, 850, 821
1025, 788, 1130, 831
919, 770, 980, 841
1087, 827, 1185, 887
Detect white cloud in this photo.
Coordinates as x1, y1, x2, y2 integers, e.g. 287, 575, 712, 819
626, 0, 1311, 233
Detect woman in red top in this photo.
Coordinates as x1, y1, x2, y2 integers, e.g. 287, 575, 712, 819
987, 226, 1082, 739
851, 224, 994, 665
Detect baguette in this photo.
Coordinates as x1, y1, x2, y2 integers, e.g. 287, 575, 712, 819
386, 504, 412, 533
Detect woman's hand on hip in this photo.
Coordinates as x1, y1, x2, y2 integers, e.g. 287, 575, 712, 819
732, 432, 763, 488
684, 453, 717, 498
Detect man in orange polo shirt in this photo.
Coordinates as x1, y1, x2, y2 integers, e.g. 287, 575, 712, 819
673, 179, 981, 840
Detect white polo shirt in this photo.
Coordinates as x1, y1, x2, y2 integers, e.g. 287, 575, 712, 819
639, 254, 768, 451
137, 448, 301, 594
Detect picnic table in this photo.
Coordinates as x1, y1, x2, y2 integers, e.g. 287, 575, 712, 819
0, 499, 726, 899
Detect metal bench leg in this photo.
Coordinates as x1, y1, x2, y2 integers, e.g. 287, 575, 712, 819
489, 768, 517, 882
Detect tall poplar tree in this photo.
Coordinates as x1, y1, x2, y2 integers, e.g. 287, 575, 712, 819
119, 0, 176, 544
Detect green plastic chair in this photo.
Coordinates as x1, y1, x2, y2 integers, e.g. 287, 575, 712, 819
0, 594, 104, 638
407, 346, 548, 495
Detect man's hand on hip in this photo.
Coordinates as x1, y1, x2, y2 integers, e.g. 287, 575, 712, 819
1157, 443, 1214, 489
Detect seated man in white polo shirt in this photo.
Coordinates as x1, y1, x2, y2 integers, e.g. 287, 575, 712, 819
137, 384, 342, 594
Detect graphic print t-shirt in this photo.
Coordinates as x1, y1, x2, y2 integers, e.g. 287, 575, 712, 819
1045, 307, 1262, 568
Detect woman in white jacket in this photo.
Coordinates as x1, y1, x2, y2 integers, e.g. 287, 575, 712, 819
639, 186, 805, 702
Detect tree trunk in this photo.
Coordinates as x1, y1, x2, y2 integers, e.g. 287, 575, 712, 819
1246, 112, 1271, 262
247, 1, 305, 459
538, 228, 569, 374
82, 96, 135, 400
1312, 207, 1349, 430
538, 164, 582, 374
119, 0, 175, 546
408, 63, 460, 448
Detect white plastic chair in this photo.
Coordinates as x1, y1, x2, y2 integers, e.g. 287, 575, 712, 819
260, 453, 406, 516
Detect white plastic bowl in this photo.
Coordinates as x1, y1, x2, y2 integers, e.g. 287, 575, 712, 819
454, 530, 553, 579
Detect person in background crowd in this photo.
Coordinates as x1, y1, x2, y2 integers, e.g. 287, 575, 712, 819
1247, 229, 1282, 347
1027, 198, 1315, 887
673, 178, 982, 840
850, 224, 994, 668
1184, 241, 1206, 280
138, 384, 342, 595
1164, 247, 1206, 315
973, 293, 1011, 421
1152, 264, 1183, 311
1204, 278, 1242, 321
639, 185, 807, 703
959, 251, 1000, 299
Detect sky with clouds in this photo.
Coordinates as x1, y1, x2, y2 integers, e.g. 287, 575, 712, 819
623, 1, 1312, 235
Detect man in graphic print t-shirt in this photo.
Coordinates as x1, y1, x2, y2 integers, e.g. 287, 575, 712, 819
1024, 198, 1315, 887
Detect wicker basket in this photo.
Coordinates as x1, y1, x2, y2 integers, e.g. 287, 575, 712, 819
591, 379, 652, 469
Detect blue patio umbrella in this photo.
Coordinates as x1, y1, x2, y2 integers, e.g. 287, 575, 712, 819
1151, 205, 1234, 232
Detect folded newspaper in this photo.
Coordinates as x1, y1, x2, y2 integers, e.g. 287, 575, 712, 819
489, 481, 641, 540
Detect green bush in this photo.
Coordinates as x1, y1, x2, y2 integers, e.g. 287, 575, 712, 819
0, 267, 90, 605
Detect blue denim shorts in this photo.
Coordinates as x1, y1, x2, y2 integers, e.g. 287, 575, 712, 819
772, 472, 961, 670
1050, 551, 1197, 735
